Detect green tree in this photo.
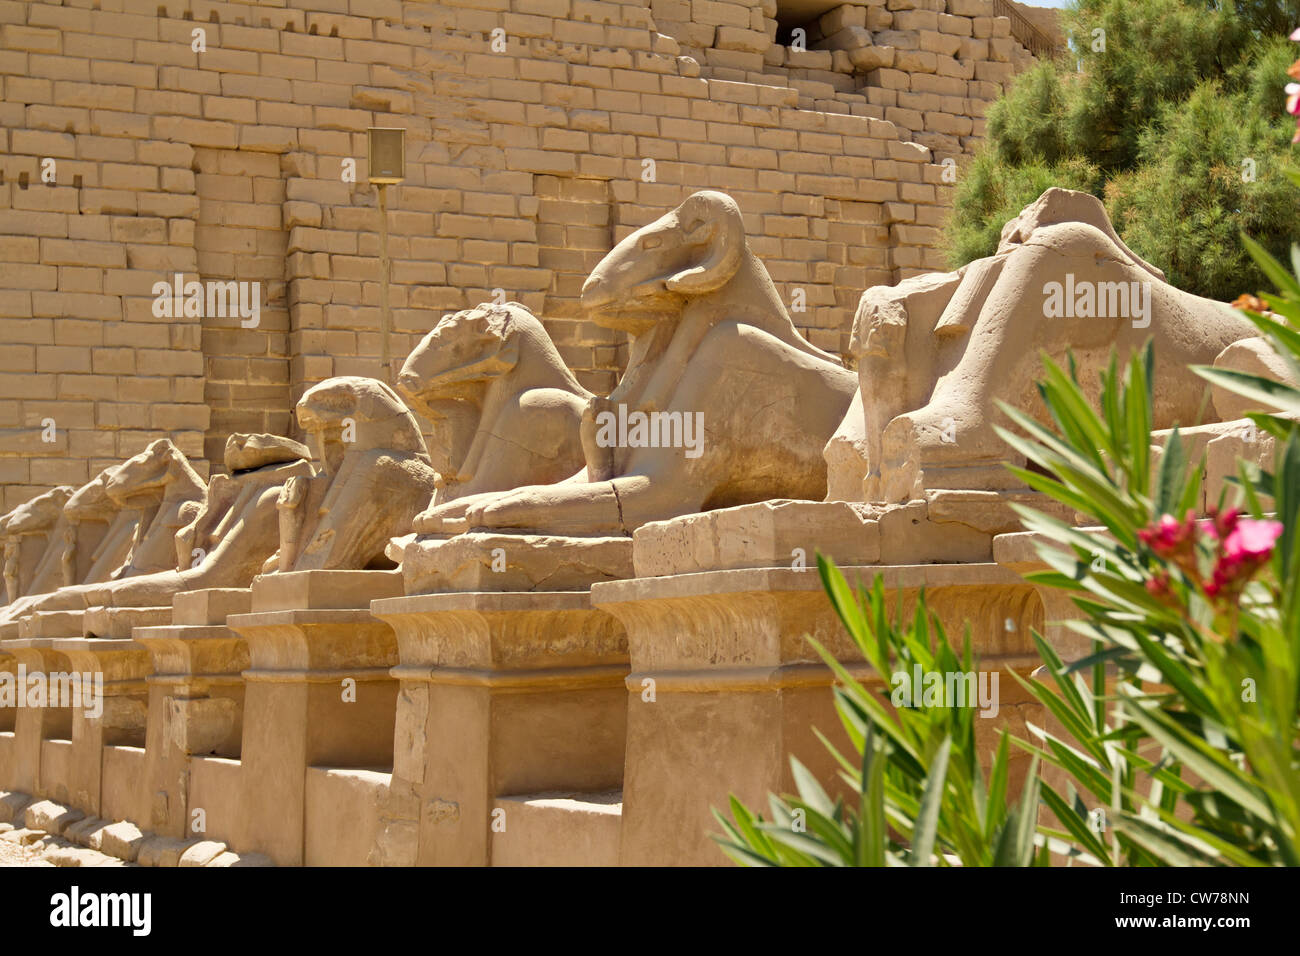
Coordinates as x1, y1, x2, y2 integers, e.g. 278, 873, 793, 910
945, 0, 1300, 301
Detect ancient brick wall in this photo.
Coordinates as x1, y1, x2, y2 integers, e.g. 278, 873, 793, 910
0, 0, 1040, 508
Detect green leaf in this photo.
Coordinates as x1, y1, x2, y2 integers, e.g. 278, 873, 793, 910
910, 736, 950, 866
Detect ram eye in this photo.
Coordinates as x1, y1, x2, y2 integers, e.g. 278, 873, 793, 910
641, 234, 662, 250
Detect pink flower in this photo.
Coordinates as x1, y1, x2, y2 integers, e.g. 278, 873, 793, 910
1222, 519, 1283, 564
1145, 570, 1173, 600
1287, 82, 1300, 116
1138, 510, 1197, 558
1291, 27, 1300, 41
1140, 509, 1281, 613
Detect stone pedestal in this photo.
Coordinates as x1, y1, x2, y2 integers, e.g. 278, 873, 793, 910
994, 529, 1112, 833
0, 644, 15, 735
370, 591, 628, 866
50, 638, 150, 816
591, 562, 1046, 866
84, 605, 171, 639
993, 530, 1092, 661
133, 588, 252, 840
2, 640, 76, 797
0, 644, 17, 789
226, 570, 402, 866
403, 531, 634, 594
18, 610, 86, 640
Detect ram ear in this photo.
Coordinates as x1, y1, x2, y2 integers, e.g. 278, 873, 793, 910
665, 212, 743, 294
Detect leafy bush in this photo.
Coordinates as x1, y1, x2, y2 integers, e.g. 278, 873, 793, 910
712, 570, 1048, 867
944, 0, 1300, 299
716, 236, 1300, 867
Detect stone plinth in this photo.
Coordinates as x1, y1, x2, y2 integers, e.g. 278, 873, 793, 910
403, 532, 634, 595
630, 497, 1079, 578
1, 640, 75, 796
993, 529, 1092, 661
225, 570, 402, 865
0, 644, 16, 790
132, 588, 253, 840
0, 644, 14, 735
370, 591, 629, 866
83, 606, 172, 639
47, 638, 150, 816
633, 499, 880, 576
17, 610, 86, 640
590, 563, 1046, 866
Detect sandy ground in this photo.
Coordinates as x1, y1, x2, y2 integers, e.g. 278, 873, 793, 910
0, 834, 48, 866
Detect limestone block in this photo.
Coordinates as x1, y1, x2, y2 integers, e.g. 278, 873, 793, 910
41, 839, 121, 867
820, 5, 868, 33
849, 44, 896, 72
895, 49, 938, 73
938, 13, 974, 36
171, 587, 252, 626
0, 791, 32, 824
89, 820, 145, 861
249, 569, 403, 612
64, 815, 107, 847
920, 29, 962, 56
815, 25, 873, 52
24, 798, 84, 835
0, 827, 48, 846
866, 6, 894, 30
403, 532, 633, 594
178, 839, 227, 867
136, 835, 198, 867
633, 500, 880, 577
83, 605, 170, 638
204, 850, 273, 867
716, 26, 768, 53
491, 792, 622, 867
875, 499, 993, 563
165, 696, 237, 756
18, 610, 84, 639
872, 28, 919, 50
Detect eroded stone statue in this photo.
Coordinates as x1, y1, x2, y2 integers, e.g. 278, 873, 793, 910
414, 190, 857, 537
3, 435, 312, 617
105, 438, 209, 579
61, 465, 140, 588
0, 485, 73, 605
273, 377, 439, 572
841, 188, 1259, 504
395, 301, 592, 504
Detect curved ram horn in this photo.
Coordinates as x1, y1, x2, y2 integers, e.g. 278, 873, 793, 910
665, 191, 745, 295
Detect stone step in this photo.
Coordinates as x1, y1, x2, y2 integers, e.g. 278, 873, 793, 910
491, 790, 622, 867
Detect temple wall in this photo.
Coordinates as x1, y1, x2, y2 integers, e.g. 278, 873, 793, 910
0, 0, 1042, 509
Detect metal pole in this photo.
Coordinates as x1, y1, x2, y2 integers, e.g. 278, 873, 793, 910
378, 182, 392, 385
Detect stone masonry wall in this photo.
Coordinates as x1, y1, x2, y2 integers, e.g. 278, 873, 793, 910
0, 0, 1041, 508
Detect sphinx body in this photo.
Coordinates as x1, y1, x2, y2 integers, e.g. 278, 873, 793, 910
413, 190, 857, 537
836, 188, 1261, 504
395, 301, 592, 506
0, 485, 74, 606
2, 436, 313, 618
273, 377, 439, 572
62, 465, 146, 588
